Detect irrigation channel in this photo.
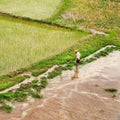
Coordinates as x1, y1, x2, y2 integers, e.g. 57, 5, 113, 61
0, 48, 120, 120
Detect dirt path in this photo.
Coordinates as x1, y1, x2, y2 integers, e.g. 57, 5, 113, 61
0, 51, 120, 120
89, 28, 107, 35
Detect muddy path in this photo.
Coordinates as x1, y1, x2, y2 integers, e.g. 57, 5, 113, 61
0, 51, 120, 120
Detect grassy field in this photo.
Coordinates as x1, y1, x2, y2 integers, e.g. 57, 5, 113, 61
0, 16, 89, 75
0, 0, 119, 30
51, 0, 120, 30
0, 0, 62, 20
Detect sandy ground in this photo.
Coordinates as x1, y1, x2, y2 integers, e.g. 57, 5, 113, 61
0, 51, 120, 120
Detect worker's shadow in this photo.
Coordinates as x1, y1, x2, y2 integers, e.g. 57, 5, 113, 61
71, 64, 79, 80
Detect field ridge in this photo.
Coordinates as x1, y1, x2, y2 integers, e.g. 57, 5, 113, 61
0, 12, 79, 31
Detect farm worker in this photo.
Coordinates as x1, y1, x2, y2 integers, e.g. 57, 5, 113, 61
74, 50, 81, 63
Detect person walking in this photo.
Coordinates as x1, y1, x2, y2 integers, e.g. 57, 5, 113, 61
74, 50, 81, 63
71, 50, 81, 80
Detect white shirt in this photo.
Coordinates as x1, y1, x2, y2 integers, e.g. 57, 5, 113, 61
76, 52, 81, 59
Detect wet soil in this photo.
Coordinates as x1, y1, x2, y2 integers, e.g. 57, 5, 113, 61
0, 51, 120, 120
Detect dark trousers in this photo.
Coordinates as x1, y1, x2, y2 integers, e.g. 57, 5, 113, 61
76, 58, 80, 63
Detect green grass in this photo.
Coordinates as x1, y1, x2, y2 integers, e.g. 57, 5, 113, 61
104, 88, 118, 93
0, 75, 30, 91
32, 68, 48, 77
29, 90, 42, 99
0, 104, 13, 113
82, 46, 119, 64
47, 0, 72, 21
47, 66, 62, 79
0, 77, 48, 112
0, 0, 62, 20
51, 0, 120, 30
0, 16, 89, 75
40, 77, 48, 88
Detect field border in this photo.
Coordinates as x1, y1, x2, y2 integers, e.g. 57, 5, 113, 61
0, 11, 82, 32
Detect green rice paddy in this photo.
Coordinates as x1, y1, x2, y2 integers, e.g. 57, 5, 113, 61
0, 0, 62, 20
0, 16, 89, 75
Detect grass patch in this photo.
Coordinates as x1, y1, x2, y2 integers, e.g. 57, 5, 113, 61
66, 62, 75, 70
0, 75, 30, 91
0, 92, 13, 101
94, 47, 117, 58
47, 66, 63, 79
29, 90, 42, 99
32, 80, 38, 84
0, 77, 48, 112
47, 71, 60, 79
32, 68, 48, 77
0, 75, 10, 81
40, 77, 48, 88
0, 91, 27, 102
0, 104, 13, 113
82, 57, 96, 64
46, 0, 72, 21
13, 91, 28, 102
82, 46, 118, 64
104, 88, 117, 93
95, 46, 118, 57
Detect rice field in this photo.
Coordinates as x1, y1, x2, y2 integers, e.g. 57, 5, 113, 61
53, 0, 120, 30
0, 16, 89, 75
0, 0, 62, 20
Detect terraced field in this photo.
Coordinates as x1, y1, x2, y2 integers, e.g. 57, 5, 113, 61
0, 16, 89, 75
0, 0, 91, 75
0, 0, 120, 116
0, 0, 120, 89
0, 0, 62, 20
52, 0, 120, 30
